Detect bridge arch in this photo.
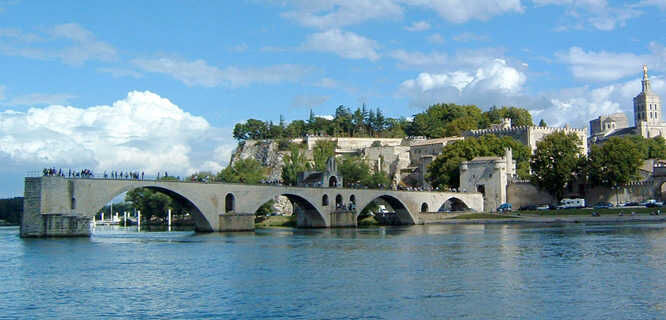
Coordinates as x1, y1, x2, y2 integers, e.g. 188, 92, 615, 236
438, 197, 470, 212
421, 202, 428, 212
251, 193, 327, 228
90, 184, 214, 232
358, 194, 415, 225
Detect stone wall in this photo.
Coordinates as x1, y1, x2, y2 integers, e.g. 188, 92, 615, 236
585, 183, 655, 206
507, 181, 556, 208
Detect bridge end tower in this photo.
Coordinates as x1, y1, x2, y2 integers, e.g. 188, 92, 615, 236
20, 177, 92, 238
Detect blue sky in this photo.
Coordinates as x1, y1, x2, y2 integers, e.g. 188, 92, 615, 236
1, 0, 666, 197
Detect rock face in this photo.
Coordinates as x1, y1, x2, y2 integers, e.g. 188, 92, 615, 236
229, 140, 285, 181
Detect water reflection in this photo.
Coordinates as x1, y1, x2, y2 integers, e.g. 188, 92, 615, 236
1, 223, 666, 319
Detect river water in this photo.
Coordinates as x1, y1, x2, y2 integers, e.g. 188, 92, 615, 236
2, 223, 666, 319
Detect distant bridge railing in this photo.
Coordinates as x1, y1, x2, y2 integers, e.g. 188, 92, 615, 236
27, 170, 476, 193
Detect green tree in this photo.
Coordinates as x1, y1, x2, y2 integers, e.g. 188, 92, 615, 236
337, 156, 371, 187
587, 137, 643, 187
481, 106, 533, 127
530, 131, 584, 200
363, 170, 391, 189
281, 145, 308, 186
126, 188, 172, 223
407, 103, 482, 138
426, 135, 530, 188
312, 140, 336, 171
538, 119, 547, 127
216, 158, 266, 184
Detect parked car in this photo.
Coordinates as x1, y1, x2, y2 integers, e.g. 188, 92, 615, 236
556, 198, 586, 209
593, 202, 614, 209
644, 199, 664, 207
536, 204, 553, 210
519, 204, 537, 211
623, 201, 641, 207
497, 203, 512, 213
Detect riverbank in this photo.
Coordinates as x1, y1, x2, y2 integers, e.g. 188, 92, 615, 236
438, 212, 666, 225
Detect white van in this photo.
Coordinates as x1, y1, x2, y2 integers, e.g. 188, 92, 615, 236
556, 198, 585, 209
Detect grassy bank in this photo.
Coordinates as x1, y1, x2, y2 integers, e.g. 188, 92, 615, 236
255, 215, 297, 228
448, 213, 517, 220
520, 207, 660, 216
358, 216, 380, 226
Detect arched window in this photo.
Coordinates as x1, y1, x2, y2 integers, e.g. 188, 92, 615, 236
349, 195, 356, 205
421, 203, 428, 212
225, 193, 235, 213
322, 194, 329, 206
329, 176, 338, 188
336, 194, 343, 208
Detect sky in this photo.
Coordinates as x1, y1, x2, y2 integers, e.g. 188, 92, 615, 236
1, 0, 666, 197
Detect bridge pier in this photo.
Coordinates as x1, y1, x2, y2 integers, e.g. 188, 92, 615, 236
218, 213, 255, 232
329, 211, 356, 228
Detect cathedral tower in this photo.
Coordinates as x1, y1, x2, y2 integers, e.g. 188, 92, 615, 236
634, 65, 661, 126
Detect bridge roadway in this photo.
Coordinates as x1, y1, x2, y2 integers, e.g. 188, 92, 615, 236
20, 176, 483, 237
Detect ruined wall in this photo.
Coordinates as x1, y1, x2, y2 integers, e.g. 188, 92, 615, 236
507, 182, 556, 208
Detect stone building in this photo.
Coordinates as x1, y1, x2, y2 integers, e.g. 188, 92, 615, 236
589, 113, 629, 142
297, 157, 343, 188
459, 148, 515, 212
589, 65, 665, 144
407, 137, 465, 188
463, 118, 588, 154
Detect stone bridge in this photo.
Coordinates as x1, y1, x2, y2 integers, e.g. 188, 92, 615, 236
20, 176, 483, 237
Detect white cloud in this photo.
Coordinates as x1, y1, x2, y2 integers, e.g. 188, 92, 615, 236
426, 33, 445, 44
302, 29, 380, 61
405, 20, 430, 31
280, 0, 523, 26
404, 0, 524, 23
132, 57, 312, 87
0, 23, 116, 66
533, 0, 641, 31
0, 91, 230, 177
390, 49, 447, 67
453, 32, 488, 42
3, 93, 77, 106
557, 43, 666, 81
534, 76, 666, 127
398, 58, 527, 108
230, 43, 248, 53
291, 95, 330, 108
315, 114, 334, 120
98, 67, 143, 79
280, 0, 403, 28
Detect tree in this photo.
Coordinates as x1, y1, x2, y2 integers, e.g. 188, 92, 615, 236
530, 131, 584, 199
407, 103, 482, 138
426, 135, 531, 188
587, 137, 643, 187
337, 156, 371, 187
481, 106, 533, 127
538, 119, 547, 127
126, 188, 172, 223
281, 145, 308, 186
216, 158, 266, 184
312, 140, 336, 171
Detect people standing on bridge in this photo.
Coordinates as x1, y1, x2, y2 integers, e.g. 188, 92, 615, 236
141, 172, 144, 180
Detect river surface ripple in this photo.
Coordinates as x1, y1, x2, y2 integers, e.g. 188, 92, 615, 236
1, 223, 666, 319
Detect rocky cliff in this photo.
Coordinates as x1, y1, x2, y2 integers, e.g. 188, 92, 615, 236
229, 140, 285, 181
